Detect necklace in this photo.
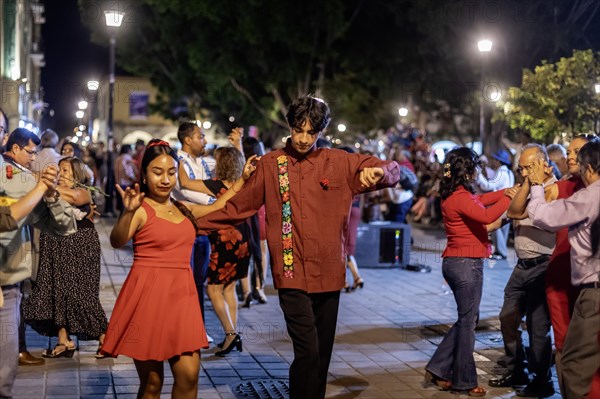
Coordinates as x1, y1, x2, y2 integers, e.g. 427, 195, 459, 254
149, 198, 174, 214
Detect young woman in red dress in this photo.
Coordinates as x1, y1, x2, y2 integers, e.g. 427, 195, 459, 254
102, 139, 257, 398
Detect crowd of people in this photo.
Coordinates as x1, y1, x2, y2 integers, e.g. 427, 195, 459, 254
1, 97, 599, 399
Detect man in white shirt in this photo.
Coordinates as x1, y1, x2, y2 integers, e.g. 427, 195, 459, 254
30, 130, 61, 175
172, 122, 216, 341
477, 149, 515, 260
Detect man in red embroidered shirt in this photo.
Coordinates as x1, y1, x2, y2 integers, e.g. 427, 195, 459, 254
197, 96, 400, 399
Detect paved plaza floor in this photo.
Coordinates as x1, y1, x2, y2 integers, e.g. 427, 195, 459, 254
13, 220, 562, 398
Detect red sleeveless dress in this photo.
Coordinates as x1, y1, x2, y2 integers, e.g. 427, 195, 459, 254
101, 201, 209, 360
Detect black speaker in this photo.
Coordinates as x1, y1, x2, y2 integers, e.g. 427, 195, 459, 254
355, 222, 411, 268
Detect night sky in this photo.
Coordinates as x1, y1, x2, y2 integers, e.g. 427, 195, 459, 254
41, 0, 108, 136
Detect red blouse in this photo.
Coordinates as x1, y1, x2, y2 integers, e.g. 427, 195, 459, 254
441, 187, 511, 258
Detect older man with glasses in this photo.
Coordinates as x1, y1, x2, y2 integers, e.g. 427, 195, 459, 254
1, 128, 77, 398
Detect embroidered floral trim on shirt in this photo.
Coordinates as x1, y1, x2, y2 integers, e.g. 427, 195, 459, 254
277, 155, 294, 278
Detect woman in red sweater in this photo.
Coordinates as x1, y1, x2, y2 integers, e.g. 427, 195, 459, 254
425, 147, 514, 397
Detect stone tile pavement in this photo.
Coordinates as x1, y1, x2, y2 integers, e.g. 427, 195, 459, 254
13, 220, 562, 398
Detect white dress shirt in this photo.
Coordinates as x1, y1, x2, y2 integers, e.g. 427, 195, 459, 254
172, 150, 216, 205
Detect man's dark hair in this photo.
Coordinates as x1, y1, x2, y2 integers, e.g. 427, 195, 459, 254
242, 136, 265, 159
119, 144, 132, 155
40, 129, 59, 148
6, 128, 41, 151
177, 122, 198, 144
135, 139, 145, 148
286, 96, 331, 133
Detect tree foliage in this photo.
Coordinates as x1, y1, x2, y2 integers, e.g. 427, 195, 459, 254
78, 0, 600, 143
497, 49, 600, 141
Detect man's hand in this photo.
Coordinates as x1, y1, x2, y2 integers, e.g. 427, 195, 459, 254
359, 167, 384, 188
228, 127, 244, 148
41, 165, 60, 194
527, 159, 546, 185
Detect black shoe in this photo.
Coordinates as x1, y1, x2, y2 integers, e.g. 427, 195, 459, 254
241, 294, 253, 309
215, 333, 242, 357
488, 372, 529, 387
516, 381, 555, 398
489, 253, 507, 260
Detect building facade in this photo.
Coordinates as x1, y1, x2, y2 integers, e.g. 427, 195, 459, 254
0, 0, 45, 133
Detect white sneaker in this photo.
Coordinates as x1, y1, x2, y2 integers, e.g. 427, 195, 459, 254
206, 334, 214, 343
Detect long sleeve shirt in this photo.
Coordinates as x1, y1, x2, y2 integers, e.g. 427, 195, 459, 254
528, 179, 600, 286
442, 187, 511, 258
172, 150, 216, 205
197, 142, 401, 293
0, 156, 77, 286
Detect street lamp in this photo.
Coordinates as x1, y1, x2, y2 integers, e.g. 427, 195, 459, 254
78, 100, 88, 110
103, 9, 125, 217
478, 39, 492, 153
75, 110, 84, 119
398, 107, 409, 117
87, 80, 99, 139
337, 123, 347, 132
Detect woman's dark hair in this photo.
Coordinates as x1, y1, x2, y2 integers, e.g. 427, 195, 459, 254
286, 96, 331, 133
140, 139, 198, 231
576, 138, 600, 256
439, 147, 479, 200
61, 141, 82, 158
242, 136, 264, 159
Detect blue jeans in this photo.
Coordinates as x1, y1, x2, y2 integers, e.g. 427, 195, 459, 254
191, 236, 210, 319
0, 284, 21, 398
426, 257, 483, 390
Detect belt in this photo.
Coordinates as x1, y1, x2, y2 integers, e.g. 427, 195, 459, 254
519, 255, 550, 269
580, 281, 600, 290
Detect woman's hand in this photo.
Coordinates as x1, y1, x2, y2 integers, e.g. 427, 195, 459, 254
115, 183, 145, 212
504, 184, 520, 199
242, 155, 260, 181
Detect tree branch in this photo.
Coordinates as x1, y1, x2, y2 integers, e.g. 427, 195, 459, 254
230, 78, 287, 128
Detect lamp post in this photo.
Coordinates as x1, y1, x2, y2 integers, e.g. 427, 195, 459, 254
103, 9, 124, 217
478, 39, 492, 154
87, 80, 99, 139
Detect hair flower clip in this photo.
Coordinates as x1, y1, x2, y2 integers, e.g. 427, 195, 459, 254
319, 178, 329, 190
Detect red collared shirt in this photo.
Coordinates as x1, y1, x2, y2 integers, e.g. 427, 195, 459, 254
197, 143, 400, 293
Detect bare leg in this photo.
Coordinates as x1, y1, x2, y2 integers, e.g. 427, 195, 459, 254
207, 284, 235, 342
257, 240, 270, 302
57, 327, 70, 344
240, 276, 251, 300
346, 255, 361, 282
134, 359, 164, 399
168, 351, 200, 399
224, 282, 238, 334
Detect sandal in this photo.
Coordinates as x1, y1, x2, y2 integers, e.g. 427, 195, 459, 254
467, 386, 486, 397
42, 341, 76, 358
425, 371, 452, 391
95, 334, 107, 359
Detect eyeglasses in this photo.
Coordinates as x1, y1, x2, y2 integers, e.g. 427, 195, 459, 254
20, 146, 38, 156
